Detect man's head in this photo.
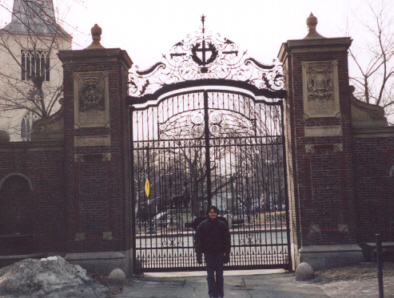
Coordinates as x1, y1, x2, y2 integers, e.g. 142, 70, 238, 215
207, 206, 219, 219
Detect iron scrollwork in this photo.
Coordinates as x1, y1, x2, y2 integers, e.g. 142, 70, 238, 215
161, 236, 184, 248
129, 16, 283, 96
156, 93, 258, 140
159, 111, 205, 140
239, 233, 262, 245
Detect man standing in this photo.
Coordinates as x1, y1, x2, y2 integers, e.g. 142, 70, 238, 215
195, 206, 231, 298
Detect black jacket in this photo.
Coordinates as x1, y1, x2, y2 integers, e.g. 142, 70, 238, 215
194, 218, 231, 255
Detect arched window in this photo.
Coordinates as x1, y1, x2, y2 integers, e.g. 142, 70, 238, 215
0, 174, 33, 234
0, 174, 35, 255
21, 111, 39, 141
21, 50, 50, 81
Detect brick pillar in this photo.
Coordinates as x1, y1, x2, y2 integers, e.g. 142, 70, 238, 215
278, 14, 362, 270
58, 25, 133, 275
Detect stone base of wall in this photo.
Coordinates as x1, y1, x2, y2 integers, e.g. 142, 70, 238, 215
65, 249, 132, 277
295, 244, 363, 270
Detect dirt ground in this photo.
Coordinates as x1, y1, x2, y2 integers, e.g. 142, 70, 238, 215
311, 262, 394, 284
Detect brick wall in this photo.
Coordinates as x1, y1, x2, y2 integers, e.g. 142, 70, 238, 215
353, 136, 394, 242
0, 142, 66, 255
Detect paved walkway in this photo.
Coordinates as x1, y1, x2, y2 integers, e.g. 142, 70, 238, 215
319, 277, 394, 297
113, 268, 394, 298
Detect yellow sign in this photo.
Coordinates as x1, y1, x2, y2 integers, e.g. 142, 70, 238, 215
145, 178, 150, 198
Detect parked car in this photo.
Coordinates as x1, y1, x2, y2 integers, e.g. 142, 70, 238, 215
152, 212, 167, 227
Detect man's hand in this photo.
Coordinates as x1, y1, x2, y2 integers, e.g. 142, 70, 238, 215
223, 253, 230, 264
196, 253, 203, 264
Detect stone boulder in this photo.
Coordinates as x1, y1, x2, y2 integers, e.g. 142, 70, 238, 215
109, 268, 127, 286
295, 262, 314, 281
0, 256, 108, 298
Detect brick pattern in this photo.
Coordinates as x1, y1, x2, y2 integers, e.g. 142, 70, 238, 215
353, 137, 394, 242
0, 144, 66, 255
61, 52, 131, 253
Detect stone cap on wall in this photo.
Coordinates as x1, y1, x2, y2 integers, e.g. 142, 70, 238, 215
31, 99, 64, 141
0, 130, 10, 143
58, 48, 133, 70
278, 37, 352, 63
350, 86, 388, 129
350, 86, 394, 138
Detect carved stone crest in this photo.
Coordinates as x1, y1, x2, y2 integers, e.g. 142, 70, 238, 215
79, 77, 105, 112
73, 71, 109, 128
302, 61, 340, 118
306, 64, 333, 101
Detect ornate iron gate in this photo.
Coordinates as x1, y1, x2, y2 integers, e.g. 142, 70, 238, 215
129, 17, 290, 272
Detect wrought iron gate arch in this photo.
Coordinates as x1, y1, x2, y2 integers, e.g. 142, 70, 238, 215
128, 18, 290, 272
129, 81, 290, 273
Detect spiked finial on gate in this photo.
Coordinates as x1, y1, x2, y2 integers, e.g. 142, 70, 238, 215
201, 14, 206, 35
304, 13, 325, 39
86, 24, 105, 49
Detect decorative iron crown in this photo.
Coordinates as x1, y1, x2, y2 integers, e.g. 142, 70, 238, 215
129, 16, 284, 96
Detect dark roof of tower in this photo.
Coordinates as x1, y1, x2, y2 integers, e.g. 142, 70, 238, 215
1, 0, 71, 37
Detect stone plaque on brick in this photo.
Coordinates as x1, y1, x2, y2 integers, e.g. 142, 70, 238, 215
302, 60, 340, 118
73, 71, 110, 128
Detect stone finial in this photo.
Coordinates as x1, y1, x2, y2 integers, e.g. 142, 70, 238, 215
304, 13, 325, 39
85, 24, 105, 50
307, 13, 317, 30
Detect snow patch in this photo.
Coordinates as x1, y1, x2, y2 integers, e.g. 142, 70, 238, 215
0, 256, 108, 298
40, 256, 58, 262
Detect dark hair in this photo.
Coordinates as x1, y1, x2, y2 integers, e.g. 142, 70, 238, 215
206, 206, 219, 216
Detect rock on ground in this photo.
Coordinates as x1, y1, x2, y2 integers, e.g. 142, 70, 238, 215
0, 256, 108, 298
295, 262, 314, 281
109, 269, 126, 286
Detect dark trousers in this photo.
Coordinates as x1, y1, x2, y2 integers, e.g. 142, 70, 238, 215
204, 252, 224, 298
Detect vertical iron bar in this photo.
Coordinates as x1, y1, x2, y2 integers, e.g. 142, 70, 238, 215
130, 107, 136, 273
266, 105, 274, 264
204, 91, 212, 207
146, 108, 153, 257
376, 234, 384, 298
273, 106, 282, 259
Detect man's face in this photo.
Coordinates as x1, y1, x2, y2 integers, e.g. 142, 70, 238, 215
208, 209, 218, 219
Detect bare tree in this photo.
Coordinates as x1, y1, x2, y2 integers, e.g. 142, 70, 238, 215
0, 0, 72, 140
132, 97, 285, 221
348, 0, 393, 123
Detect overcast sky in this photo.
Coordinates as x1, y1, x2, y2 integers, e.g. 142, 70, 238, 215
0, 0, 380, 70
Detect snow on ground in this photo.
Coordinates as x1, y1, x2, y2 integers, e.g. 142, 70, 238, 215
0, 256, 108, 298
